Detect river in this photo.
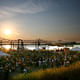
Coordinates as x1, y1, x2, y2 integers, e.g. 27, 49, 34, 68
0, 44, 80, 50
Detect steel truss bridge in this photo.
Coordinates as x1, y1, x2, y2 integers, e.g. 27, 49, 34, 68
0, 39, 52, 45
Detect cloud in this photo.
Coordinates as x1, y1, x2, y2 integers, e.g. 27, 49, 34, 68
0, 0, 46, 18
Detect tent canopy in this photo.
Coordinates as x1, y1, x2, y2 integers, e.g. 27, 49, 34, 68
71, 47, 80, 51
0, 51, 10, 57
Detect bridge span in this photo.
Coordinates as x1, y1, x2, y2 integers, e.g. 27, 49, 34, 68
0, 39, 53, 45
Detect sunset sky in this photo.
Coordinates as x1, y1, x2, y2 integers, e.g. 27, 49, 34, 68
0, 0, 80, 41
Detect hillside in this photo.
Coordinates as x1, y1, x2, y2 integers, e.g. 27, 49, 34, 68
13, 61, 80, 80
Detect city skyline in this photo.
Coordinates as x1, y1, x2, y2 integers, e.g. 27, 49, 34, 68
0, 0, 80, 41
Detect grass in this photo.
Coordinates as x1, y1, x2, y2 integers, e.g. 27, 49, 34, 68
12, 61, 80, 80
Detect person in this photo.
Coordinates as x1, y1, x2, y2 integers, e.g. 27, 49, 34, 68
0, 66, 3, 72
23, 67, 27, 74
16, 61, 19, 71
51, 59, 54, 67
22, 56, 25, 62
38, 60, 41, 67
42, 59, 47, 69
64, 56, 67, 66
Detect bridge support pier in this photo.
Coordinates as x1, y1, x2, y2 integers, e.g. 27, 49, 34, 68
17, 39, 24, 54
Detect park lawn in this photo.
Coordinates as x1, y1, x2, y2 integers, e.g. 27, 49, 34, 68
13, 61, 80, 80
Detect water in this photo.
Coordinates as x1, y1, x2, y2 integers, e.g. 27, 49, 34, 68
0, 44, 80, 50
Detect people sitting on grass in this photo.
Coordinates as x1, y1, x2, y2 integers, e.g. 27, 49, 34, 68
0, 49, 80, 73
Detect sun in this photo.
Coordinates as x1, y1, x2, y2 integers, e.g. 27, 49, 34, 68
4, 29, 11, 35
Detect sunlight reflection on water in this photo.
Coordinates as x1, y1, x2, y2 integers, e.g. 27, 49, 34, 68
1, 45, 74, 50
3, 45, 11, 50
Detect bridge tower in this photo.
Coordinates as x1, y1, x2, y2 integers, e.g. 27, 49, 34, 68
35, 39, 40, 50
10, 40, 14, 50
0, 40, 2, 50
17, 39, 24, 53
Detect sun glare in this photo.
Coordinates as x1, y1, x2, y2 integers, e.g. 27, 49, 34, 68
4, 45, 11, 50
4, 29, 11, 35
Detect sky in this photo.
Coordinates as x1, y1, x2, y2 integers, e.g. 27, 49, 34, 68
0, 0, 80, 41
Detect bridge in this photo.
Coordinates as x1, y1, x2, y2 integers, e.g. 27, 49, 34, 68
0, 39, 53, 51
0, 39, 77, 47
0, 39, 53, 45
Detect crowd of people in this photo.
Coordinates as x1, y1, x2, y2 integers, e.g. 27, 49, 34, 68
0, 49, 80, 73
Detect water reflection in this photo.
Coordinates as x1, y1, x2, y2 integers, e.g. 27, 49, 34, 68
3, 45, 11, 50
1, 45, 80, 51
